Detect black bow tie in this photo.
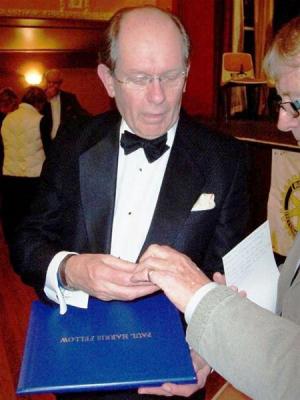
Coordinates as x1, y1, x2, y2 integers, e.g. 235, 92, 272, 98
120, 130, 169, 163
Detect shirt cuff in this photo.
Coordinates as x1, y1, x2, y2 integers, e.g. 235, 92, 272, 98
185, 282, 218, 324
44, 251, 89, 315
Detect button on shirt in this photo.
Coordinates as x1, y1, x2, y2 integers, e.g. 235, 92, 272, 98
111, 120, 176, 262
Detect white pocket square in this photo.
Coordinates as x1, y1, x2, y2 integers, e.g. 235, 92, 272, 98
191, 193, 215, 211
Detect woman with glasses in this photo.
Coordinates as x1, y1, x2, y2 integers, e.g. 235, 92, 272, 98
264, 17, 300, 144
133, 16, 300, 400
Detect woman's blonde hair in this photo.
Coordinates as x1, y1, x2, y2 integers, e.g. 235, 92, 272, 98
264, 16, 300, 81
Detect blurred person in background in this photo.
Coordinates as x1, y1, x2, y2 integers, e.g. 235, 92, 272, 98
1, 86, 47, 244
0, 87, 18, 127
41, 68, 89, 152
0, 87, 18, 215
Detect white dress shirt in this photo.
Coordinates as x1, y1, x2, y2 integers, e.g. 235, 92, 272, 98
49, 93, 61, 139
111, 120, 176, 262
44, 119, 177, 314
184, 282, 218, 323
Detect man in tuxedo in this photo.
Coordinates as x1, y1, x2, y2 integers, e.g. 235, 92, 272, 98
41, 68, 89, 153
11, 5, 248, 400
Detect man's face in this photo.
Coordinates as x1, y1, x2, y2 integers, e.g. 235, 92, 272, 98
276, 66, 300, 144
45, 72, 63, 99
98, 10, 188, 139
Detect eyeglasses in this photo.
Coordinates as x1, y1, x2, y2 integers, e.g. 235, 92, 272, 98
277, 99, 300, 118
112, 70, 187, 90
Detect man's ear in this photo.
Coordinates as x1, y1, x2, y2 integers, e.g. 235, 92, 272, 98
97, 64, 115, 98
183, 64, 190, 93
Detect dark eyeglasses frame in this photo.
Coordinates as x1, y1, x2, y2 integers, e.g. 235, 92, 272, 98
277, 99, 300, 118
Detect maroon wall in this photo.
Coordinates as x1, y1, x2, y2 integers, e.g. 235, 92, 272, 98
181, 0, 216, 117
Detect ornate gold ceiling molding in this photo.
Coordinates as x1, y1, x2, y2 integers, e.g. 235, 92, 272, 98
0, 3, 111, 21
0, 0, 167, 22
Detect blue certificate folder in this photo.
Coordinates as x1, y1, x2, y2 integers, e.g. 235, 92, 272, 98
17, 293, 196, 394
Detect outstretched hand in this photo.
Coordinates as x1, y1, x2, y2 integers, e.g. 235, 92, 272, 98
132, 244, 211, 313
138, 350, 211, 397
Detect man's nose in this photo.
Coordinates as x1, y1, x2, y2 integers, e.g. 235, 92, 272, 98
277, 108, 300, 132
146, 78, 166, 104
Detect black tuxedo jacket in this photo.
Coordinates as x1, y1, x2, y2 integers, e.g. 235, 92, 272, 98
40, 90, 89, 155
12, 110, 248, 290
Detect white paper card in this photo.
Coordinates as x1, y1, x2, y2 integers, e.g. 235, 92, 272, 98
222, 221, 280, 312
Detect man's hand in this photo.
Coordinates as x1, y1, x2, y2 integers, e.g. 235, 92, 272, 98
131, 245, 211, 313
64, 254, 158, 301
138, 350, 211, 397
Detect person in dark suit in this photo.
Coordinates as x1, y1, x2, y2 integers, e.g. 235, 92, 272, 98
11, 5, 248, 400
40, 68, 89, 153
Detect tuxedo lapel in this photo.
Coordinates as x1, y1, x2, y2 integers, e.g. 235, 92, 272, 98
80, 121, 120, 253
140, 117, 206, 256
60, 92, 68, 119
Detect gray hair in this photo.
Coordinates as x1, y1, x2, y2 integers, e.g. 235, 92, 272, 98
98, 5, 191, 71
263, 16, 300, 81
